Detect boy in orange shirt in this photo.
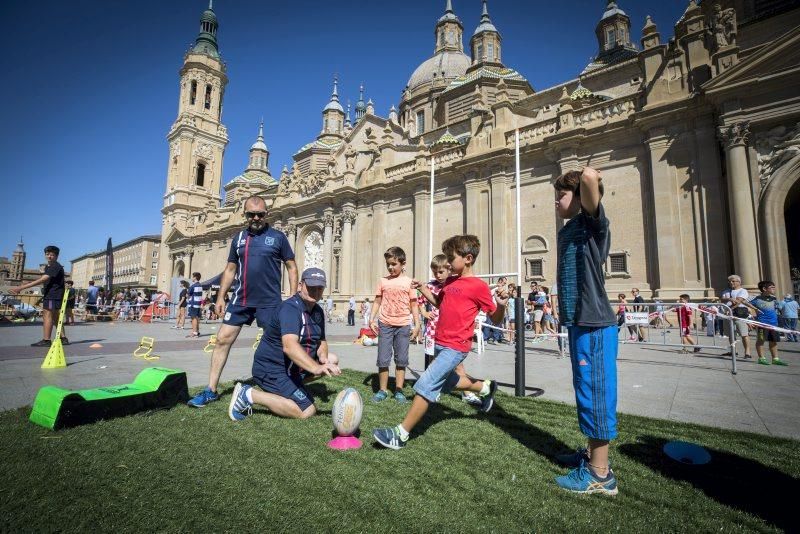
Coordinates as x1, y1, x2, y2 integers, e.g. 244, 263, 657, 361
369, 246, 421, 403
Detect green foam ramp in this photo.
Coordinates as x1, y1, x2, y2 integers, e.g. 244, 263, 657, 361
29, 367, 189, 430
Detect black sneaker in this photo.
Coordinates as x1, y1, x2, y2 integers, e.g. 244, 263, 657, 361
479, 379, 498, 413
60, 337, 70, 346
31, 339, 51, 347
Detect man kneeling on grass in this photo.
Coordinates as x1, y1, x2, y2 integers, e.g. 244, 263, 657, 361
228, 268, 341, 421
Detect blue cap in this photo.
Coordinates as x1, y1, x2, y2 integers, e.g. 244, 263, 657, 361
302, 268, 327, 287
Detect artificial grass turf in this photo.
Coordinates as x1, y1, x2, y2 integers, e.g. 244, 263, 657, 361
1, 369, 797, 533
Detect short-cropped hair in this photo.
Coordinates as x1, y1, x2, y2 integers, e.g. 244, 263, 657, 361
192, 272, 201, 280
180, 280, 189, 287
44, 245, 60, 256
384, 246, 407, 263
758, 280, 775, 292
679, 293, 691, 300
553, 170, 605, 198
441, 235, 480, 261
430, 254, 448, 270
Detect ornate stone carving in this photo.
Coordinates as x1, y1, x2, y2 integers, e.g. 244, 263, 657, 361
345, 146, 357, 170
193, 143, 214, 162
755, 123, 800, 191
719, 122, 750, 147
282, 223, 296, 237
711, 4, 736, 49
303, 231, 324, 269
170, 141, 181, 161
326, 156, 337, 176
323, 213, 335, 228
342, 209, 357, 224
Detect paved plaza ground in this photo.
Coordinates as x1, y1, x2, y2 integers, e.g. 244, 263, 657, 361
0, 317, 798, 440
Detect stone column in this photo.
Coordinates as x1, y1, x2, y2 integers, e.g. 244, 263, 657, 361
372, 201, 388, 282
322, 211, 334, 293
490, 171, 510, 277
282, 224, 297, 295
413, 190, 431, 280
465, 177, 490, 274
340, 208, 356, 295
719, 122, 760, 287
645, 128, 683, 296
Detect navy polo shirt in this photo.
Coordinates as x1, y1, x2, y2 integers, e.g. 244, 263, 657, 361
253, 294, 326, 379
227, 225, 294, 308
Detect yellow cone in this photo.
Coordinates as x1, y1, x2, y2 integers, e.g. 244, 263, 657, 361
41, 338, 67, 369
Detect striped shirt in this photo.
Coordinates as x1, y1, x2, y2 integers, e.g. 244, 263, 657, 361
188, 282, 203, 309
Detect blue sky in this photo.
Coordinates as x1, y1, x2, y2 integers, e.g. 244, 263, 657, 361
0, 0, 687, 270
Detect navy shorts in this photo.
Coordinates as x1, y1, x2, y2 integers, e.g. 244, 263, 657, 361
567, 325, 618, 441
253, 370, 314, 411
223, 304, 276, 328
187, 307, 201, 318
43, 299, 62, 310
757, 327, 779, 343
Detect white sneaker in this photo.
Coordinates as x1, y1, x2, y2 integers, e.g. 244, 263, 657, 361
462, 392, 482, 406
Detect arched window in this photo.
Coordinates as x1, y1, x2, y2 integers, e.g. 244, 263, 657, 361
190, 80, 197, 105
487, 43, 494, 62
204, 84, 212, 110
196, 163, 206, 187
476, 42, 483, 61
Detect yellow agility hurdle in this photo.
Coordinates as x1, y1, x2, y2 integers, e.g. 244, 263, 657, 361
203, 335, 217, 353
133, 336, 160, 361
252, 329, 263, 350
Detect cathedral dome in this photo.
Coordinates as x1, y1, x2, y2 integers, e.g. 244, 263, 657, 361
407, 50, 470, 91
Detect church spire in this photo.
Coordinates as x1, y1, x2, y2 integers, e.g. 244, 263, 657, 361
435, 0, 463, 54
355, 82, 367, 122
323, 75, 344, 113
192, 1, 220, 58
470, 0, 502, 66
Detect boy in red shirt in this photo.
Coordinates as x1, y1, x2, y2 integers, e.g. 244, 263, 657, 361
372, 235, 508, 449
677, 294, 701, 353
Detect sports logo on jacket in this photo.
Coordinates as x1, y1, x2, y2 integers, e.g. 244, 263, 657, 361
264, 236, 275, 246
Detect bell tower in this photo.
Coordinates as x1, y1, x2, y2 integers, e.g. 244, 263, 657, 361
162, 1, 228, 235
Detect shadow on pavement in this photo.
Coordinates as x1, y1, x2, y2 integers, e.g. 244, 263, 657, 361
618, 435, 795, 531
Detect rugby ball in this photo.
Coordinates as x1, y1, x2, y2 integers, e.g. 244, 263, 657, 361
332, 387, 363, 437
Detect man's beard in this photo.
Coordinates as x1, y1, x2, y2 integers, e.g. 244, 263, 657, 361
248, 219, 266, 232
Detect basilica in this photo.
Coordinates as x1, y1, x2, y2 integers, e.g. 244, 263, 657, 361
157, 0, 800, 303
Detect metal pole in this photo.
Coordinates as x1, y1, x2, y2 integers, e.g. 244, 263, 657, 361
429, 158, 434, 264
514, 130, 525, 396
515, 296, 525, 396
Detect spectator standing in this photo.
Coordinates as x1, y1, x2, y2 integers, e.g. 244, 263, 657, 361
778, 294, 798, 342
630, 288, 646, 342
65, 281, 76, 325
749, 281, 787, 365
187, 273, 203, 337
172, 280, 189, 329
721, 274, 752, 359
85, 280, 99, 318
347, 295, 356, 326
10, 245, 68, 346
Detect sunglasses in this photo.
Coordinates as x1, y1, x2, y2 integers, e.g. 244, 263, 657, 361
245, 211, 267, 219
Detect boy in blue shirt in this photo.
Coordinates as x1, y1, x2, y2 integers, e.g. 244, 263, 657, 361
553, 167, 618, 495
749, 280, 787, 366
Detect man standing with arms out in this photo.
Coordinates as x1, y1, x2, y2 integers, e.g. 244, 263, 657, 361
347, 295, 356, 326
11, 245, 69, 346
188, 195, 298, 407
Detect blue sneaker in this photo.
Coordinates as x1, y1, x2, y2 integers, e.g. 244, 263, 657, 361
373, 426, 408, 450
187, 387, 219, 408
555, 460, 618, 495
555, 447, 590, 468
479, 379, 498, 413
372, 390, 389, 403
228, 382, 253, 422
393, 391, 408, 403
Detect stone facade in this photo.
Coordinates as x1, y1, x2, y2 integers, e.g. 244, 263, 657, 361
0, 239, 50, 293
158, 1, 800, 303
70, 235, 161, 292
